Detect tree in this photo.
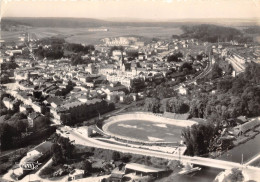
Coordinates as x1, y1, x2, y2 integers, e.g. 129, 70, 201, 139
130, 78, 145, 93
242, 62, 260, 84
126, 50, 138, 58
0, 123, 16, 150
143, 98, 161, 113
180, 24, 243, 43
167, 52, 183, 62
51, 143, 64, 165
65, 43, 94, 54
80, 160, 92, 173
34, 44, 64, 60
217, 78, 233, 92
121, 154, 132, 163
124, 96, 134, 105
223, 168, 244, 182
112, 151, 121, 161
182, 123, 216, 156
179, 62, 192, 72
15, 120, 28, 134
167, 97, 189, 114
40, 165, 54, 176
109, 46, 124, 56
0, 61, 19, 71
196, 54, 203, 61
51, 135, 75, 165
71, 54, 85, 65
210, 64, 222, 79
57, 136, 75, 161
34, 116, 50, 130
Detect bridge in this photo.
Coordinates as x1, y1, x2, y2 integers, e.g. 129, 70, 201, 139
245, 153, 260, 166
60, 126, 260, 181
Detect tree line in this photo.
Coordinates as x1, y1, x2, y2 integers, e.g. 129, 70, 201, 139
174, 24, 253, 43
33, 37, 95, 61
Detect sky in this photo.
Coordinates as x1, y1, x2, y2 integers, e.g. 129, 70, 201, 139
1, 0, 260, 20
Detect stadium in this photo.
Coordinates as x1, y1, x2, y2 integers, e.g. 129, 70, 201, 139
102, 112, 196, 145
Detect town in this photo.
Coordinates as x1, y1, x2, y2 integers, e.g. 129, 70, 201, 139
1, 2, 260, 182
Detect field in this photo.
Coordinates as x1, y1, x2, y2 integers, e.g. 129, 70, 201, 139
1, 31, 24, 42
106, 119, 183, 143
1, 26, 183, 45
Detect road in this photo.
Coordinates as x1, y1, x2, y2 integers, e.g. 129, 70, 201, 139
59, 126, 260, 181
245, 153, 260, 166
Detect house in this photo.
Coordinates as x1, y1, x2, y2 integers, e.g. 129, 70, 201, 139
15, 141, 53, 178
102, 84, 127, 95
78, 95, 88, 103
5, 49, 22, 56
107, 91, 125, 102
178, 85, 187, 95
51, 99, 112, 124
107, 172, 124, 182
32, 141, 53, 156
19, 104, 33, 113
232, 117, 260, 136
46, 96, 63, 108
2, 97, 17, 110
68, 169, 85, 181
237, 116, 247, 124
27, 112, 41, 128
124, 163, 167, 178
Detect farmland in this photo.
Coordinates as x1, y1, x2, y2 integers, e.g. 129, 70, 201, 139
1, 26, 183, 45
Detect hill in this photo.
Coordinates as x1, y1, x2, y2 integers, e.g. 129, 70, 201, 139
2, 17, 259, 29
1, 17, 108, 29
179, 24, 253, 43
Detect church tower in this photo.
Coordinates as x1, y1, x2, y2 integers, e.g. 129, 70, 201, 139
119, 52, 125, 71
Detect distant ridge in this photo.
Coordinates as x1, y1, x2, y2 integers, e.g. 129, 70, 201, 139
2, 17, 259, 28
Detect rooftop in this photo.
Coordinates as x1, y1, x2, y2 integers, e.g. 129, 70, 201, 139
34, 141, 53, 154
125, 163, 166, 173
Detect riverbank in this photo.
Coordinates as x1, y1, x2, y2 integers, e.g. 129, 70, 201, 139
208, 126, 260, 160
233, 125, 260, 146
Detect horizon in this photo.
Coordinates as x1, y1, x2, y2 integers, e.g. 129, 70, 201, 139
1, 0, 260, 21
3, 16, 260, 20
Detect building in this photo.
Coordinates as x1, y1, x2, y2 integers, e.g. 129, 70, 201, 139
51, 99, 113, 124
107, 172, 124, 182
5, 50, 22, 56
14, 71, 30, 81
28, 141, 53, 157
107, 91, 125, 102
232, 117, 260, 136
124, 163, 167, 178
84, 63, 100, 74
27, 112, 41, 128
14, 141, 53, 179
68, 169, 85, 181
178, 85, 188, 95
19, 104, 33, 113
101, 83, 128, 95
2, 97, 18, 110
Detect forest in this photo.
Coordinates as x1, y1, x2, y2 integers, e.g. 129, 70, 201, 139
179, 24, 253, 43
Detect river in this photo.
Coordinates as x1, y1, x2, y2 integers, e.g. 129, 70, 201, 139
175, 133, 260, 182
170, 167, 222, 182
218, 133, 260, 164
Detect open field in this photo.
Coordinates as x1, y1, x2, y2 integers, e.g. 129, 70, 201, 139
1, 31, 24, 42
106, 119, 183, 143
2, 26, 183, 44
